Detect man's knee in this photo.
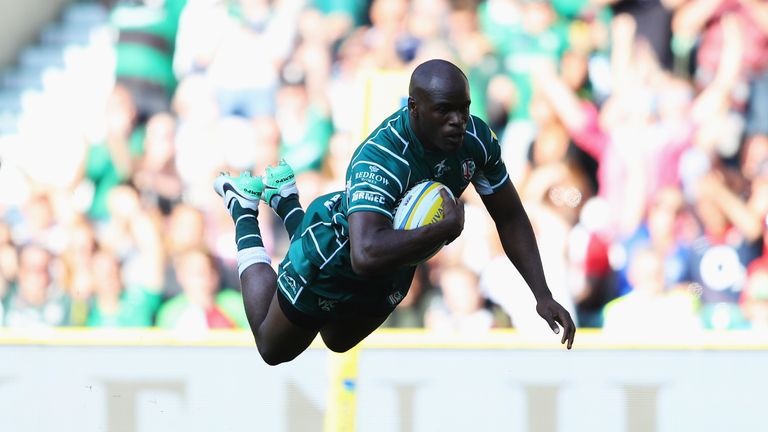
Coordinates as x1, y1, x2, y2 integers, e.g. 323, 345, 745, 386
256, 341, 300, 366
252, 315, 317, 366
321, 335, 360, 353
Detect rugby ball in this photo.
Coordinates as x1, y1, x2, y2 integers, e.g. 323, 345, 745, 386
393, 181, 455, 263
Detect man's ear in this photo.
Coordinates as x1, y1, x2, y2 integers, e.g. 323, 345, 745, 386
407, 96, 417, 116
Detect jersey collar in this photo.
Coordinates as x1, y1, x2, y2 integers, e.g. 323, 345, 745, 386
402, 107, 426, 159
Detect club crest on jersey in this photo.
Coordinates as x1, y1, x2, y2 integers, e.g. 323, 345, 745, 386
461, 159, 476, 181
434, 159, 450, 178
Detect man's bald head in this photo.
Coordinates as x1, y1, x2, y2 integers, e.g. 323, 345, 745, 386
407, 59, 471, 152
409, 59, 468, 98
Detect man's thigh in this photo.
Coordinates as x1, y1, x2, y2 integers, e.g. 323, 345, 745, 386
258, 293, 318, 363
319, 312, 391, 353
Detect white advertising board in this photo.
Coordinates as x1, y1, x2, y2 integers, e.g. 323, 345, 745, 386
0, 329, 766, 432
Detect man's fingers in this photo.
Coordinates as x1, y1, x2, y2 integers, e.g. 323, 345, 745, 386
439, 189, 455, 204
545, 315, 560, 334
555, 311, 576, 350
551, 312, 569, 347
540, 304, 576, 349
557, 314, 567, 343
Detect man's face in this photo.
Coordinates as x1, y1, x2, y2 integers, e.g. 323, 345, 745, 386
409, 78, 471, 153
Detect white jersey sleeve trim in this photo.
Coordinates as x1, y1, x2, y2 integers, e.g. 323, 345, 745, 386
472, 171, 510, 195
466, 116, 489, 164
347, 205, 394, 219
491, 172, 510, 190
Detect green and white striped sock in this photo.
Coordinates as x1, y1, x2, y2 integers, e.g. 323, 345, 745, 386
231, 202, 270, 276
275, 195, 304, 240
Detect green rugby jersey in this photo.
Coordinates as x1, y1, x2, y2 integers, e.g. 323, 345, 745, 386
344, 106, 509, 219
296, 107, 509, 279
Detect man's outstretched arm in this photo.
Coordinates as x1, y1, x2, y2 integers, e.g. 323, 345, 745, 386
481, 180, 576, 349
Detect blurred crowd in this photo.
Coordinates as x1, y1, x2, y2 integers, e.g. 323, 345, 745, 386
0, 0, 767, 334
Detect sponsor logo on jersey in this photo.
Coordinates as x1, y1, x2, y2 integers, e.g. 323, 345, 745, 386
355, 171, 391, 186
284, 274, 297, 290
352, 190, 386, 204
318, 298, 338, 312
387, 291, 404, 305
278, 273, 302, 302
323, 193, 343, 211
369, 165, 380, 173
434, 159, 450, 178
461, 158, 476, 181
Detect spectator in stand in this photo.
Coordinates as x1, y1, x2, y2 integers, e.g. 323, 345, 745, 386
85, 85, 144, 221
276, 7, 336, 177
479, 0, 569, 122
132, 112, 183, 215
170, 75, 225, 207
566, 197, 615, 327
426, 264, 509, 333
746, 214, 768, 278
311, 0, 370, 46
110, 0, 188, 119
59, 217, 99, 326
741, 201, 768, 330
688, 168, 762, 329
448, 0, 499, 122
11, 193, 68, 254
363, 0, 411, 69
536, 13, 742, 238
673, 0, 768, 138
528, 16, 649, 237
161, 203, 241, 300
170, 208, 208, 255
172, 0, 233, 81
175, 0, 302, 119
276, 75, 334, 176
616, 186, 693, 297
683, 130, 768, 329
0, 224, 18, 324
597, 0, 681, 71
741, 267, 768, 329
156, 247, 247, 330
3, 244, 70, 328
98, 184, 166, 297
86, 248, 162, 327
603, 247, 701, 334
